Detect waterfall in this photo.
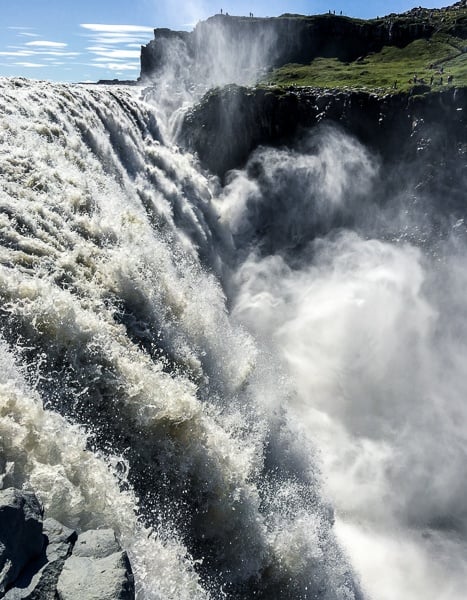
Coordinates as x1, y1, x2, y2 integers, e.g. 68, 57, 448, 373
1, 75, 467, 600
0, 78, 360, 599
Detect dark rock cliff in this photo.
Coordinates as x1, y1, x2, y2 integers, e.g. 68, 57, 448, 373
176, 83, 467, 266
142, 3, 467, 222
181, 85, 467, 177
179, 83, 467, 239
141, 14, 432, 81
140, 28, 191, 81
140, 6, 467, 81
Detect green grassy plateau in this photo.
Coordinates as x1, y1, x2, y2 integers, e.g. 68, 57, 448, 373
262, 6, 467, 94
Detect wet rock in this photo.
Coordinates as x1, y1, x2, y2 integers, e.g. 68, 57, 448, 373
1, 505, 134, 600
3, 518, 77, 599
71, 529, 122, 559
56, 529, 135, 600
0, 488, 44, 595
181, 84, 467, 178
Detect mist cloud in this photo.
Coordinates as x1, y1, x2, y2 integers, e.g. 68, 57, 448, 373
225, 127, 467, 599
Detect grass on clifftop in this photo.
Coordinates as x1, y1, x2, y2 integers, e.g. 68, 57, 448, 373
263, 33, 467, 94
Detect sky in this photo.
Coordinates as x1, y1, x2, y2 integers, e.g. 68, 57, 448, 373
0, 0, 453, 82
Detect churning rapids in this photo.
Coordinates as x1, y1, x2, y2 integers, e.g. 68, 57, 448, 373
1, 76, 467, 600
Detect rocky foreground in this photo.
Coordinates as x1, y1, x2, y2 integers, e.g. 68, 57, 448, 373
0, 488, 135, 599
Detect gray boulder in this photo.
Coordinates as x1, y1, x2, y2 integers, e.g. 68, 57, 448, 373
0, 488, 44, 595
56, 529, 135, 600
0, 489, 134, 600
4, 518, 77, 599
71, 529, 122, 559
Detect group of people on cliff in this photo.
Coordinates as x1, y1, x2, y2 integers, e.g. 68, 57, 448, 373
219, 9, 254, 17
409, 65, 454, 87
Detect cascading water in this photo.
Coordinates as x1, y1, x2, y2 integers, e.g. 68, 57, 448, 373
0, 78, 361, 599
1, 70, 467, 600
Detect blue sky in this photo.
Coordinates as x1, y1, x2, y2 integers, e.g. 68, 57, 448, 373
1, 1, 451, 82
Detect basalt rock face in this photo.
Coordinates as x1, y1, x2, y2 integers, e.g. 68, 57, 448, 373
0, 488, 135, 600
140, 29, 191, 81
140, 7, 467, 82
142, 4, 467, 184
182, 89, 467, 279
181, 85, 467, 179
144, 6, 467, 226
140, 15, 433, 82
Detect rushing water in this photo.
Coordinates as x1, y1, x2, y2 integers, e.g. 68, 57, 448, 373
1, 77, 467, 600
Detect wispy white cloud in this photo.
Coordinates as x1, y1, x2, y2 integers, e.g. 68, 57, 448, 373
81, 24, 149, 71
91, 56, 139, 64
0, 49, 79, 57
26, 40, 68, 48
80, 24, 152, 49
89, 34, 149, 45
0, 51, 32, 57
2, 23, 147, 78
86, 61, 139, 71
14, 62, 45, 68
32, 51, 81, 56
86, 48, 140, 59
37, 51, 81, 57
80, 24, 154, 33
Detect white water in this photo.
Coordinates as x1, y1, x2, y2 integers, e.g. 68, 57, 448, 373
1, 76, 466, 600
0, 78, 359, 599
223, 137, 467, 599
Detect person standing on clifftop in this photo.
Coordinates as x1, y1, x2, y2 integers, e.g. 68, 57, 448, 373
220, 8, 223, 14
